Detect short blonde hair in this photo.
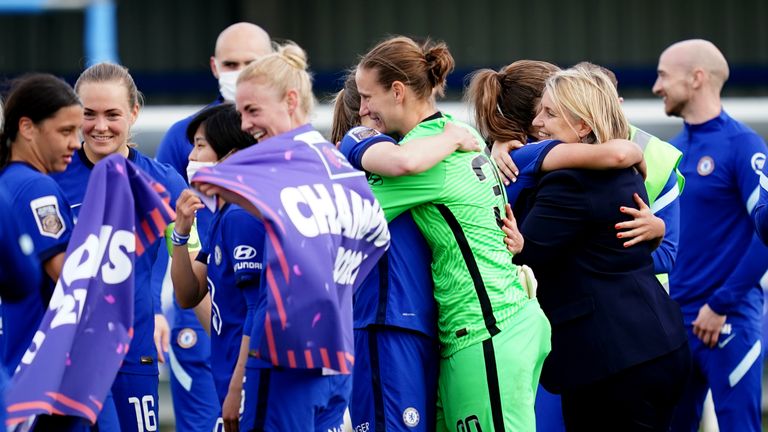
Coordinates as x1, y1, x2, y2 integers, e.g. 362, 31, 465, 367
237, 41, 315, 117
545, 67, 629, 144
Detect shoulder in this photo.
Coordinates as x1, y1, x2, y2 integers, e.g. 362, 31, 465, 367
222, 206, 266, 243
12, 166, 68, 202
135, 152, 187, 192
165, 114, 194, 138
161, 102, 219, 142
339, 127, 396, 171
223, 205, 264, 228
340, 127, 395, 150
515, 139, 561, 161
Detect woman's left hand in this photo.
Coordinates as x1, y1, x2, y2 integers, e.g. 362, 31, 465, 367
615, 193, 665, 248
501, 203, 524, 254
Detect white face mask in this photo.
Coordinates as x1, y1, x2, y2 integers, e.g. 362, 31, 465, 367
217, 69, 241, 102
186, 160, 217, 183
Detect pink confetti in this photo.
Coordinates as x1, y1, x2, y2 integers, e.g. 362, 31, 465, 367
311, 313, 321, 328
116, 345, 123, 354
65, 353, 71, 366
285, 151, 293, 160
104, 295, 115, 304
293, 264, 302, 276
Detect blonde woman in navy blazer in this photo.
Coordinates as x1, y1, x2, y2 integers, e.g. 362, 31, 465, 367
512, 66, 690, 432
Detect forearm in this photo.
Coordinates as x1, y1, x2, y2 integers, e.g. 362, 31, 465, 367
362, 138, 457, 177
651, 199, 679, 274
542, 139, 642, 172
228, 335, 250, 395
43, 252, 65, 283
193, 293, 212, 335
171, 248, 206, 308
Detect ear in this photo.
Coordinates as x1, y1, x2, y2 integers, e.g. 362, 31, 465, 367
285, 89, 299, 114
17, 117, 36, 141
128, 103, 140, 126
391, 81, 406, 104
210, 57, 220, 79
575, 120, 593, 141
691, 68, 706, 90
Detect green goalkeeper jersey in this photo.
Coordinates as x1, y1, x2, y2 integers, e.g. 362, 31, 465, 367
371, 113, 529, 356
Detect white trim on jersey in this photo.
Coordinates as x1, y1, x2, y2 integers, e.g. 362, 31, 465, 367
759, 171, 768, 192
650, 185, 680, 214
168, 346, 193, 391
746, 185, 760, 214
728, 340, 761, 388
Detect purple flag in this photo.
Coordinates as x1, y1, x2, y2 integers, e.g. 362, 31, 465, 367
192, 124, 389, 373
5, 154, 175, 426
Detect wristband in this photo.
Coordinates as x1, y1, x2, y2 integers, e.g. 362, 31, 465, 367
171, 228, 190, 247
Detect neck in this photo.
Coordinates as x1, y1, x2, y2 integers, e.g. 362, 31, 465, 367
400, 99, 439, 135
10, 140, 46, 173
683, 93, 722, 125
83, 143, 130, 164
291, 112, 309, 130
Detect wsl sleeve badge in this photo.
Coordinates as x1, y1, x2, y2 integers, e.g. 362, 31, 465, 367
29, 195, 65, 239
348, 126, 381, 143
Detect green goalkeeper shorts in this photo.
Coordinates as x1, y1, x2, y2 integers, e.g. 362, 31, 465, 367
436, 299, 551, 432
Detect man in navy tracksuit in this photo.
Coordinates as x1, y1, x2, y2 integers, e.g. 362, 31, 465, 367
653, 39, 768, 432
154, 22, 272, 432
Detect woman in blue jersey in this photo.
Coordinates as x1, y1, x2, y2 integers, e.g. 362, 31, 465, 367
0, 74, 83, 430
181, 42, 368, 432
332, 73, 484, 432
0, 186, 42, 428
510, 67, 689, 430
51, 63, 187, 432
170, 103, 262, 432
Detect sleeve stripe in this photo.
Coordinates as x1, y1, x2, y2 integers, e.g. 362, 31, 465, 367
760, 171, 768, 192
747, 185, 760, 214
650, 185, 680, 214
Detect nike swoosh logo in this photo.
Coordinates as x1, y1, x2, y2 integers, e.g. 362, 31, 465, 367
718, 333, 736, 349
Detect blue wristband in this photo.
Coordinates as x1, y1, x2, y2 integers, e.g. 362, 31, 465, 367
171, 228, 190, 247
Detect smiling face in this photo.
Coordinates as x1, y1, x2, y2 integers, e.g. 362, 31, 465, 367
78, 81, 138, 163
188, 124, 219, 162
652, 49, 693, 118
355, 67, 398, 135
531, 90, 586, 143
30, 105, 84, 173
235, 79, 295, 142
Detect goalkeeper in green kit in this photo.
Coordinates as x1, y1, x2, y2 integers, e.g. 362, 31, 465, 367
352, 35, 551, 432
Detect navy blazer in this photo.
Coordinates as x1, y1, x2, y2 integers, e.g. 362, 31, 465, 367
513, 167, 687, 394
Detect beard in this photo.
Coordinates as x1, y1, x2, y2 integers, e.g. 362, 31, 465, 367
664, 96, 687, 118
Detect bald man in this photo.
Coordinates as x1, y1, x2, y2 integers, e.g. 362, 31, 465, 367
154, 22, 271, 432
157, 22, 272, 180
654, 39, 768, 432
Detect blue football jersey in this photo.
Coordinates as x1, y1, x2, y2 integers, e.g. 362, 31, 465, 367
669, 110, 768, 326
197, 204, 265, 402
0, 187, 40, 301
505, 139, 561, 218
0, 162, 74, 374
52, 147, 187, 374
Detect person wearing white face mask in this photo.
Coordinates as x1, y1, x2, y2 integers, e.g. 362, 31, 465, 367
154, 22, 271, 432
169, 103, 260, 431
